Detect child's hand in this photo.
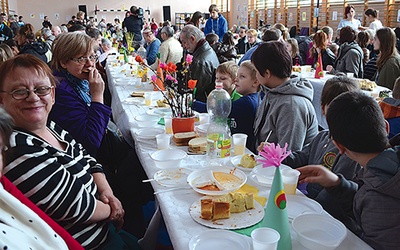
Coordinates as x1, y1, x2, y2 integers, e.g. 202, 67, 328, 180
257, 142, 271, 154
297, 165, 340, 188
326, 65, 333, 73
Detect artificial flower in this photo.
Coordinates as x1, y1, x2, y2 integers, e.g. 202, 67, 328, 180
188, 79, 197, 90
258, 143, 291, 168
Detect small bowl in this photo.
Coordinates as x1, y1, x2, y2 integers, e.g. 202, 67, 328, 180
292, 213, 347, 250
249, 164, 291, 187
150, 149, 187, 169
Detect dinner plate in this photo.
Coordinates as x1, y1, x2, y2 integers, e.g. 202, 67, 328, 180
187, 167, 247, 196
189, 198, 264, 230
230, 155, 260, 172
146, 108, 172, 117
188, 229, 250, 250
153, 168, 191, 187
135, 128, 165, 139
285, 195, 323, 220
122, 97, 142, 105
249, 165, 291, 187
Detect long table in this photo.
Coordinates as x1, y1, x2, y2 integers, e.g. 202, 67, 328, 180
106, 63, 373, 250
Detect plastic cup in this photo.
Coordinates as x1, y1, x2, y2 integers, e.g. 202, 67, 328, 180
251, 227, 280, 250
304, 65, 312, 72
198, 113, 210, 124
164, 116, 173, 134
346, 72, 354, 78
144, 92, 152, 106
281, 168, 300, 195
232, 133, 248, 156
156, 134, 171, 150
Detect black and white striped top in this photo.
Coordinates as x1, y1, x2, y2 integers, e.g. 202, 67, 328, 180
4, 121, 109, 249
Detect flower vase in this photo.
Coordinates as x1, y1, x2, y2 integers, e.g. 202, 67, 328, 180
171, 117, 196, 134
260, 166, 292, 250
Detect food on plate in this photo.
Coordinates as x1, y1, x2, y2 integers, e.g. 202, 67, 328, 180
172, 131, 198, 146
200, 192, 254, 220
292, 66, 301, 72
156, 99, 168, 107
188, 137, 207, 154
131, 92, 145, 97
213, 171, 243, 190
198, 184, 220, 191
213, 201, 230, 220
356, 78, 377, 91
238, 154, 257, 169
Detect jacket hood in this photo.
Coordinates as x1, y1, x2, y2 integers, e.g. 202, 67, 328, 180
366, 147, 400, 199
261, 76, 314, 102
21, 41, 48, 55
339, 41, 363, 56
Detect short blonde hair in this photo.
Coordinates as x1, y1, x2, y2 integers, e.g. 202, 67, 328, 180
239, 60, 257, 81
216, 61, 239, 81
51, 32, 96, 72
246, 29, 258, 37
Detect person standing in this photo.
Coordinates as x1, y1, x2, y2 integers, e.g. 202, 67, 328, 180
338, 5, 361, 32
123, 6, 144, 48
42, 16, 52, 29
204, 4, 228, 42
362, 8, 383, 31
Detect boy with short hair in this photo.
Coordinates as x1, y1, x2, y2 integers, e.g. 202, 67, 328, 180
204, 4, 228, 42
298, 91, 400, 249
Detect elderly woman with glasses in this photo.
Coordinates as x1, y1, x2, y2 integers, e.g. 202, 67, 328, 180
0, 54, 141, 249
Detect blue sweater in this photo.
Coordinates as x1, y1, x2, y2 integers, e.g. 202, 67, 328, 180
192, 92, 260, 152
204, 14, 228, 42
145, 38, 161, 66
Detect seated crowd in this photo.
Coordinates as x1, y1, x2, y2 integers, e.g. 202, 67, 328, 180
0, 3, 400, 250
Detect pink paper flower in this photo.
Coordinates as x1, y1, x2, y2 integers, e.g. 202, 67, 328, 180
258, 143, 291, 168
151, 75, 157, 83
186, 54, 193, 64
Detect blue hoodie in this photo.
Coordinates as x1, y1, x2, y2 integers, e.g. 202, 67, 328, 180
204, 14, 228, 42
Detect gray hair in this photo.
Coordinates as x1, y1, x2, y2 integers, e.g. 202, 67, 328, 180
42, 28, 52, 37
161, 26, 174, 38
365, 29, 376, 40
60, 25, 68, 33
101, 37, 112, 46
181, 24, 204, 43
321, 26, 334, 36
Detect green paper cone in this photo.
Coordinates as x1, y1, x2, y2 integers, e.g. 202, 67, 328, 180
261, 166, 292, 250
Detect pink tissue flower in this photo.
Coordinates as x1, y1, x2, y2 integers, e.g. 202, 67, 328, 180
258, 143, 291, 168
186, 54, 193, 64
151, 75, 157, 83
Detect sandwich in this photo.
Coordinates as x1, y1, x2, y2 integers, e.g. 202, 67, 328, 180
188, 137, 207, 154
172, 131, 198, 146
131, 92, 145, 97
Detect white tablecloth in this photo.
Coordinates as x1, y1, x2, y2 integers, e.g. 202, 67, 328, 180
106, 64, 373, 250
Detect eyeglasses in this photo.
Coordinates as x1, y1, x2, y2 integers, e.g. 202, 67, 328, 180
0, 86, 54, 100
70, 55, 98, 65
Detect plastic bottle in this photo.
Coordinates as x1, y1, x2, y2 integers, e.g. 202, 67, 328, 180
137, 45, 147, 59
206, 82, 232, 167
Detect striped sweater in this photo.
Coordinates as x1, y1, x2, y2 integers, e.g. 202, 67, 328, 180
4, 121, 109, 249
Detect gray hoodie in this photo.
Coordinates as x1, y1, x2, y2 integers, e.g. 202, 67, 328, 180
334, 41, 364, 78
254, 77, 318, 151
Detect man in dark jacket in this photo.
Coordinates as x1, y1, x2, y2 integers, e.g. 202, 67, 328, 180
180, 24, 219, 102
0, 21, 13, 43
123, 6, 144, 48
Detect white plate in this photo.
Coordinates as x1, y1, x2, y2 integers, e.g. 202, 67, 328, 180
189, 230, 250, 250
230, 155, 260, 172
196, 123, 209, 133
146, 108, 172, 117
135, 128, 165, 139
153, 168, 191, 187
286, 195, 323, 220
189, 198, 264, 230
249, 165, 291, 187
187, 167, 247, 196
122, 98, 142, 105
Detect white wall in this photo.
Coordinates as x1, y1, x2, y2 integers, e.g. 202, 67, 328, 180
11, 0, 211, 31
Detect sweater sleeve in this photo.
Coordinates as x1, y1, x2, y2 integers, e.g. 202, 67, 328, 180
1, 177, 84, 250
49, 83, 111, 156
377, 57, 400, 90
204, 18, 212, 35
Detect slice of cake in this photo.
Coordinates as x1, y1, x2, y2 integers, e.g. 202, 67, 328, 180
200, 199, 213, 220
213, 201, 230, 220
238, 154, 257, 169
244, 193, 255, 209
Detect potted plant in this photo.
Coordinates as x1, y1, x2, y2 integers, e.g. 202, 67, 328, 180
135, 54, 197, 133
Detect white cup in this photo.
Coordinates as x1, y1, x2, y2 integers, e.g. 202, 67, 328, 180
251, 227, 280, 250
281, 168, 300, 195
232, 133, 248, 156
156, 134, 171, 150
346, 72, 354, 78
144, 92, 153, 106
164, 116, 173, 134
198, 113, 210, 124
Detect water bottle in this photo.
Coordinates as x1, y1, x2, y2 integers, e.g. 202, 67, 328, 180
206, 82, 232, 167
137, 45, 147, 60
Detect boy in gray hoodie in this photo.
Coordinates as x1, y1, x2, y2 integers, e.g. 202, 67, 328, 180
299, 91, 400, 249
252, 41, 318, 151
